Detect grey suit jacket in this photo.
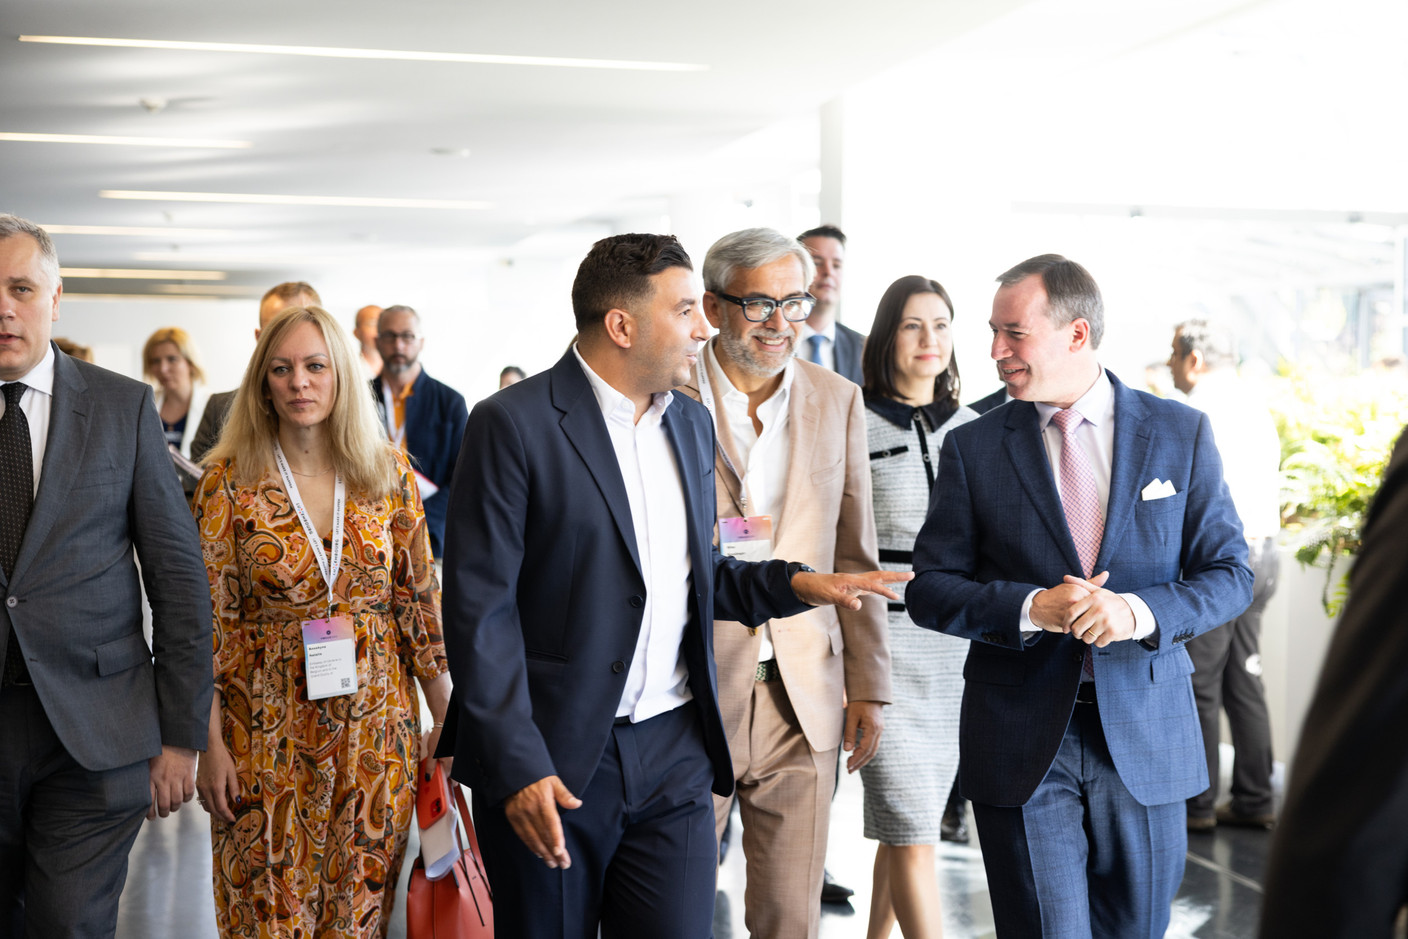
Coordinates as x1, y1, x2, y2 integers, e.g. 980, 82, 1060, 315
833, 322, 865, 385
0, 346, 214, 771
191, 389, 235, 464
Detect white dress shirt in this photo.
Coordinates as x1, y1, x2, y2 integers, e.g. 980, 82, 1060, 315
700, 339, 794, 662
1019, 369, 1156, 640
571, 346, 695, 723
797, 320, 836, 372
0, 343, 55, 498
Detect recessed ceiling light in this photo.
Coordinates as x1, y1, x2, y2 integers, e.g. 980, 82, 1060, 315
431, 147, 472, 158
100, 190, 491, 209
60, 267, 229, 280
41, 224, 235, 237
0, 132, 250, 149
20, 35, 709, 72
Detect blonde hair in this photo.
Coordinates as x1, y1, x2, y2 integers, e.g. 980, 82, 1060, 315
206, 306, 398, 499
142, 327, 207, 384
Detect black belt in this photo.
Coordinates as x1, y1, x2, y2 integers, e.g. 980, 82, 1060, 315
1075, 682, 1098, 705
755, 659, 782, 682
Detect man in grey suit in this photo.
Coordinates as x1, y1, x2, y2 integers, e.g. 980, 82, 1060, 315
797, 226, 864, 385
0, 215, 214, 936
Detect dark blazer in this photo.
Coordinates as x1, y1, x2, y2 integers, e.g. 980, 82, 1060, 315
191, 388, 234, 464
371, 369, 468, 558
0, 347, 213, 770
833, 322, 865, 385
908, 371, 1252, 807
1260, 427, 1408, 937
439, 350, 806, 806
966, 387, 1009, 415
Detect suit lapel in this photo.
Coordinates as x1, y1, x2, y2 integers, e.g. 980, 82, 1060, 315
1003, 401, 1085, 575
1096, 374, 1153, 571
552, 354, 642, 577
774, 364, 816, 545
9, 351, 90, 587
662, 403, 711, 577
686, 355, 747, 518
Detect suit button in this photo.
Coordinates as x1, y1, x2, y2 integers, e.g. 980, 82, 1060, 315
611, 661, 625, 673
5, 597, 15, 608
628, 596, 644, 609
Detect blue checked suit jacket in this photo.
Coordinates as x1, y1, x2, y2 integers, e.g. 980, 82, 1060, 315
907, 370, 1253, 807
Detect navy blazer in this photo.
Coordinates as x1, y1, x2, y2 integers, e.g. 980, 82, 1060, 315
372, 369, 467, 557
439, 351, 806, 806
966, 387, 1009, 415
833, 322, 865, 385
908, 371, 1252, 807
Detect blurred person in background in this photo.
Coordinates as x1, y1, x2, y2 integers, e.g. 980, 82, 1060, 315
859, 275, 977, 939
193, 305, 450, 938
144, 326, 213, 499
499, 364, 526, 388
354, 304, 383, 379
797, 225, 864, 384
53, 336, 93, 362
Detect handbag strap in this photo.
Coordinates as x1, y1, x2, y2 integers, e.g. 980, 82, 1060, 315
451, 779, 493, 900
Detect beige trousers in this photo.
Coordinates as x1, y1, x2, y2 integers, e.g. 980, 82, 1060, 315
714, 678, 838, 939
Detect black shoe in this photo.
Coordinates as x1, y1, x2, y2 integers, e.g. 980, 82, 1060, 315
821, 870, 854, 904
1216, 806, 1275, 830
1187, 814, 1217, 833
941, 798, 970, 844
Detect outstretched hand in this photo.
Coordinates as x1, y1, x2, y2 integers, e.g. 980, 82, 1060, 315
790, 570, 914, 610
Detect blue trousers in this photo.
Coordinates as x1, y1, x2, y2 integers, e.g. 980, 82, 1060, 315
973, 698, 1187, 939
474, 701, 719, 939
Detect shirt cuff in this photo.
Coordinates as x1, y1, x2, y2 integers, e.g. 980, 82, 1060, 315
1019, 588, 1042, 634
1122, 592, 1157, 640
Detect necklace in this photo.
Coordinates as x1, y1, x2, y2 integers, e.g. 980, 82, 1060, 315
289, 466, 334, 477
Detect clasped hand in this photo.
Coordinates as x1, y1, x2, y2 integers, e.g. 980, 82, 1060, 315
1030, 571, 1135, 647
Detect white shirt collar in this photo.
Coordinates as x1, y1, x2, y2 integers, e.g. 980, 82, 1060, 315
1035, 367, 1112, 430
4, 342, 56, 398
572, 343, 673, 426
798, 319, 836, 344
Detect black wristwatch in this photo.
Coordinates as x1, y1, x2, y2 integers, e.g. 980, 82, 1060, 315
786, 561, 816, 581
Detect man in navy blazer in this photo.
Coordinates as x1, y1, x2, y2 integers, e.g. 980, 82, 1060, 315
908, 255, 1252, 939
438, 233, 907, 939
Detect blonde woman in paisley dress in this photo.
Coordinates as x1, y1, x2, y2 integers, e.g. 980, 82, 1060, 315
859, 275, 977, 939
193, 306, 451, 937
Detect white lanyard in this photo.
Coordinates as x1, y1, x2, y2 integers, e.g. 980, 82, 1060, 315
274, 441, 346, 617
381, 383, 406, 447
693, 348, 754, 514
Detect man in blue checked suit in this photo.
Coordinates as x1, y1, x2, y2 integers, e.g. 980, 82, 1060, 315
907, 255, 1252, 939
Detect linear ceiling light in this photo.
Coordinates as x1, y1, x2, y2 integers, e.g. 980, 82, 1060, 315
61, 292, 229, 302
100, 189, 491, 209
0, 132, 250, 149
152, 284, 264, 295
134, 251, 350, 264
60, 267, 228, 280
40, 224, 235, 237
19, 35, 708, 72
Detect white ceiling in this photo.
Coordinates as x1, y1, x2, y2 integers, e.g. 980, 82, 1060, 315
0, 0, 1024, 296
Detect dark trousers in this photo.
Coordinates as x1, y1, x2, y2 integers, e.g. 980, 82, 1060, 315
0, 683, 150, 939
474, 701, 718, 939
973, 700, 1186, 939
1187, 538, 1279, 818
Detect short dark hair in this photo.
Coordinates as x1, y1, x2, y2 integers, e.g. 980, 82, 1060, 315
863, 275, 960, 407
996, 254, 1104, 349
1173, 318, 1237, 369
262, 280, 322, 307
798, 224, 846, 246
571, 234, 693, 332
499, 365, 526, 381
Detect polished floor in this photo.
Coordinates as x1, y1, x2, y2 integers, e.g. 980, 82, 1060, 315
117, 750, 1276, 938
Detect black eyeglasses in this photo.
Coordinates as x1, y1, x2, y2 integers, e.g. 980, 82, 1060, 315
714, 291, 816, 323
378, 331, 422, 345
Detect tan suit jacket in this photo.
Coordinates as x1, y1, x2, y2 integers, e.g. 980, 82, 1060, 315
679, 353, 891, 752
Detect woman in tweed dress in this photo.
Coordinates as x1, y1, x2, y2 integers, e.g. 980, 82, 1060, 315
859, 275, 977, 939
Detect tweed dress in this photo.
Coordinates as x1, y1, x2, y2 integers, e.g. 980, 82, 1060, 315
859, 396, 978, 843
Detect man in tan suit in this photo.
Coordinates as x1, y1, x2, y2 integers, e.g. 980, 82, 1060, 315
679, 227, 891, 939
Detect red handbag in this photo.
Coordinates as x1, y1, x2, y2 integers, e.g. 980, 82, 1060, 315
407, 760, 494, 939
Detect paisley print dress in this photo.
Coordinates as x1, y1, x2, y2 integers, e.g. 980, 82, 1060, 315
193, 455, 446, 938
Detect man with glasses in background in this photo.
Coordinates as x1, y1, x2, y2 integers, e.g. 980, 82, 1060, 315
679, 227, 891, 939
371, 304, 468, 560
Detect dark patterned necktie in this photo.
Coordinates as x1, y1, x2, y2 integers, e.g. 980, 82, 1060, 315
1, 382, 35, 686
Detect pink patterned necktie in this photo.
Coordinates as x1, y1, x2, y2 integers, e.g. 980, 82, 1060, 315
1050, 408, 1103, 680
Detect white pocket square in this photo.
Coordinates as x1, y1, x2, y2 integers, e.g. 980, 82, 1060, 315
1141, 478, 1177, 501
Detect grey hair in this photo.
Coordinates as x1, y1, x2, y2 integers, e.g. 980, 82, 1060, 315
1173, 318, 1237, 369
996, 254, 1104, 349
0, 214, 62, 287
378, 304, 420, 329
702, 228, 815, 294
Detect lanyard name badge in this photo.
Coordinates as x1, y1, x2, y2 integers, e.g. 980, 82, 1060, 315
696, 353, 775, 635
274, 441, 356, 701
